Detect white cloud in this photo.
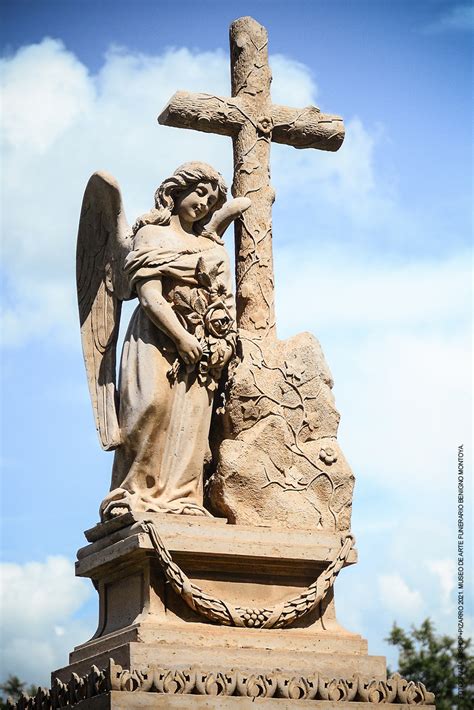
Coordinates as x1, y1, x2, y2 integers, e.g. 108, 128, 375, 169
0, 39, 322, 347
275, 247, 472, 493
1, 39, 94, 153
0, 557, 94, 685
424, 4, 474, 34
378, 573, 423, 617
270, 53, 317, 105
276, 249, 471, 329
426, 559, 456, 613
0, 35, 471, 686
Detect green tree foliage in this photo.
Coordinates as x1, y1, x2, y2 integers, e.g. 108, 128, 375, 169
387, 618, 474, 710
0, 675, 38, 708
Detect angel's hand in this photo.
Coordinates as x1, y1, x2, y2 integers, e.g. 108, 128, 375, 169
202, 197, 251, 238
176, 332, 203, 365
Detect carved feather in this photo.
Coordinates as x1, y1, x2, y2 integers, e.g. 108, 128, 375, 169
76, 171, 133, 451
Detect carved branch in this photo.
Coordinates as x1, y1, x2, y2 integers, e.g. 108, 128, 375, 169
271, 104, 345, 151
230, 17, 276, 336
158, 91, 244, 136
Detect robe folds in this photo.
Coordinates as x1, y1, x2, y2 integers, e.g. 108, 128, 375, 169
100, 233, 236, 520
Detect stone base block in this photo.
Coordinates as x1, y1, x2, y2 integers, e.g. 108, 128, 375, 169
53, 512, 385, 683
70, 694, 435, 709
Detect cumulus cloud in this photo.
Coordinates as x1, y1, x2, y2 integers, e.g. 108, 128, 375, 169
378, 573, 423, 617
0, 39, 322, 346
1, 557, 94, 685
275, 246, 472, 492
426, 559, 456, 613
0, 35, 470, 682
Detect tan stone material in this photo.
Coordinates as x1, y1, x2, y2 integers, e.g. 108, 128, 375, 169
77, 163, 249, 519
7, 14, 434, 710
159, 16, 344, 336
52, 514, 382, 683
16, 658, 435, 708
209, 331, 354, 531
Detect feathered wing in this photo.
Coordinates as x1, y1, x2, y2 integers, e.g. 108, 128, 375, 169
77, 171, 133, 451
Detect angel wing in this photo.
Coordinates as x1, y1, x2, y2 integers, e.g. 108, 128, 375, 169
77, 171, 133, 451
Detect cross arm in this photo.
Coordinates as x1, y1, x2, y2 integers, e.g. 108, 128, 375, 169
158, 91, 243, 137
271, 104, 344, 152
159, 91, 344, 152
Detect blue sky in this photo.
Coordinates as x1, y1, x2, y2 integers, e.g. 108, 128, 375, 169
1, 0, 472, 686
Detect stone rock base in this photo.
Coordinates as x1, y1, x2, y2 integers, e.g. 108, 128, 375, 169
209, 330, 354, 532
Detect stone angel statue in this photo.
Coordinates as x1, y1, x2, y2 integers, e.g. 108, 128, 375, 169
77, 162, 250, 520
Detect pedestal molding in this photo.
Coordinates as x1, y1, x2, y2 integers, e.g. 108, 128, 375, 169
10, 660, 435, 708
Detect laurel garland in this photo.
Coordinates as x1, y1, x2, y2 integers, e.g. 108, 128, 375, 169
141, 519, 354, 629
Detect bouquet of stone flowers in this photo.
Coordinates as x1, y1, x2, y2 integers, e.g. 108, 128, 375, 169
167, 256, 237, 389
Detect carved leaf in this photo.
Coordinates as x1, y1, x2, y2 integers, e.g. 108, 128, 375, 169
249, 307, 268, 330
240, 158, 260, 175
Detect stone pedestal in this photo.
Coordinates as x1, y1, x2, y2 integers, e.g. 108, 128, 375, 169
53, 513, 382, 682
58, 695, 433, 709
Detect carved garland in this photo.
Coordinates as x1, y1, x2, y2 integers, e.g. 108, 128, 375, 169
10, 660, 436, 708
141, 519, 353, 628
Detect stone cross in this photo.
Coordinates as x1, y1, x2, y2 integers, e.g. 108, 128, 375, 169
159, 16, 344, 338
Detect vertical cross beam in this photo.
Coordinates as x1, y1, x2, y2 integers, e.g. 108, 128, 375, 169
159, 16, 344, 339
230, 17, 276, 336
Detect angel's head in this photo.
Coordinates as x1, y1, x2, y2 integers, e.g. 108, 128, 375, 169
132, 162, 227, 235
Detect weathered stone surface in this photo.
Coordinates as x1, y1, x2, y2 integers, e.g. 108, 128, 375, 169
78, 163, 248, 519
209, 331, 354, 531
13, 657, 435, 708
159, 15, 345, 336
52, 514, 383, 684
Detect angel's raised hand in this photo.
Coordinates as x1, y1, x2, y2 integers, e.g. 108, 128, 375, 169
202, 197, 251, 239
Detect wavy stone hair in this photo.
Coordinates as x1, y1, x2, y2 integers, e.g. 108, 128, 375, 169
132, 162, 228, 236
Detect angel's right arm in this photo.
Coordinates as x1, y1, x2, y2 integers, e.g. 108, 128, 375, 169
136, 279, 202, 364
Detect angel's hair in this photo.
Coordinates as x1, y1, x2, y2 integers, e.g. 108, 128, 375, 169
132, 162, 227, 235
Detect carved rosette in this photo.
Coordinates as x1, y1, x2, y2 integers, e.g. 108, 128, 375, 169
11, 661, 435, 707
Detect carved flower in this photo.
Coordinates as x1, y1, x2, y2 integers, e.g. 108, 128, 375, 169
204, 300, 233, 338
238, 243, 254, 261
209, 278, 228, 301
256, 115, 273, 135
319, 447, 337, 465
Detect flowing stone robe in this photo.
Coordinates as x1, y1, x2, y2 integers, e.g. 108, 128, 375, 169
100, 231, 236, 519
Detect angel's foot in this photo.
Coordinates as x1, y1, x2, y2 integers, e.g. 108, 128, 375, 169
99, 488, 214, 521
163, 501, 213, 517
100, 488, 133, 521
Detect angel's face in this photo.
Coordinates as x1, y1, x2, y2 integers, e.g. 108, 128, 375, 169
175, 181, 219, 224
